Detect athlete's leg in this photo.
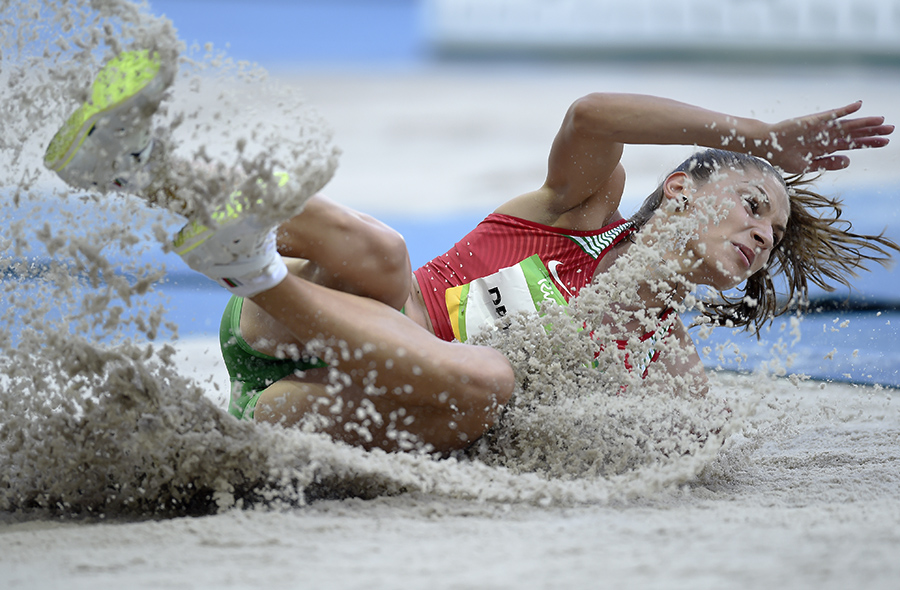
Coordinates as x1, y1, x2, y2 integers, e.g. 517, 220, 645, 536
238, 193, 423, 358
171, 183, 514, 452
44, 50, 176, 197
254, 375, 497, 454
249, 274, 516, 454
275, 195, 411, 310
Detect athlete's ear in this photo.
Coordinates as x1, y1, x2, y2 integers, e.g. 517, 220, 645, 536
662, 171, 693, 206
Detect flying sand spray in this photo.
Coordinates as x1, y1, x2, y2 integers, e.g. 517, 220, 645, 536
0, 0, 797, 515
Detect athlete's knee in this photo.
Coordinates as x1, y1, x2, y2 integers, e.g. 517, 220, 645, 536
336, 211, 411, 308
478, 349, 516, 407
447, 347, 516, 419
351, 212, 410, 279
420, 349, 513, 450
302, 199, 410, 275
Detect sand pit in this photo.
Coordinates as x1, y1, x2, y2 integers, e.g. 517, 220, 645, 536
2, 364, 898, 589
2, 2, 900, 588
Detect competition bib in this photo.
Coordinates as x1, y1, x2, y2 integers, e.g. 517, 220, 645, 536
444, 254, 567, 342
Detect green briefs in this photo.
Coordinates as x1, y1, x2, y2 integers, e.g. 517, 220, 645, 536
220, 295, 327, 420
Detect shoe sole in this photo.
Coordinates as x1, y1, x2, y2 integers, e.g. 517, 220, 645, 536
172, 200, 246, 257
44, 50, 167, 173
171, 172, 291, 256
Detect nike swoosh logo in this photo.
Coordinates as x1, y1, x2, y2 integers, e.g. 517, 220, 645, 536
548, 260, 573, 298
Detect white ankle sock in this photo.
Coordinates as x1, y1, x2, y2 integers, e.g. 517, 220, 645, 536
215, 258, 287, 298
205, 230, 288, 298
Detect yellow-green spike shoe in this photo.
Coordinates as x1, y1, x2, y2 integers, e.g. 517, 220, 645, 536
44, 49, 176, 193
171, 176, 291, 297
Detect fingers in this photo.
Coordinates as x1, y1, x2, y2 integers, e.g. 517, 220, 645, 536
809, 154, 851, 171
835, 117, 893, 139
812, 106, 890, 135
824, 134, 890, 151
815, 116, 892, 150
866, 123, 894, 137
774, 102, 891, 172
825, 100, 863, 121
847, 136, 891, 150
801, 101, 863, 126
832, 140, 890, 156
837, 116, 889, 132
851, 123, 894, 140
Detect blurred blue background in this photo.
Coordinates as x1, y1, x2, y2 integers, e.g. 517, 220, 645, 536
148, 0, 900, 68
14, 0, 900, 385
149, 0, 426, 68
150, 0, 900, 386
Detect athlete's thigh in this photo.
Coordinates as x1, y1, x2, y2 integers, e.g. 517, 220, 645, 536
254, 373, 485, 454
237, 259, 312, 357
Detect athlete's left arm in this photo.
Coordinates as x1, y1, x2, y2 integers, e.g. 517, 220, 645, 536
649, 316, 709, 397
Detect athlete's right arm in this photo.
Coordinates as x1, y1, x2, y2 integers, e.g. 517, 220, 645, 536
499, 93, 768, 229
543, 93, 772, 209
544, 94, 891, 194
498, 93, 891, 228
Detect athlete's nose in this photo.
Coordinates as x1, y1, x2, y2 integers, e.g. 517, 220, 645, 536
751, 220, 774, 251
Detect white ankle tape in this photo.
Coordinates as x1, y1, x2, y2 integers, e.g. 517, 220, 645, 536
214, 255, 288, 298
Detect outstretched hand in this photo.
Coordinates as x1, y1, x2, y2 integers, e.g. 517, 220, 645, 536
765, 101, 893, 174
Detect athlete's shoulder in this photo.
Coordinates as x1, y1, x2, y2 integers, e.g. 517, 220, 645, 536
494, 173, 626, 232
492, 186, 559, 225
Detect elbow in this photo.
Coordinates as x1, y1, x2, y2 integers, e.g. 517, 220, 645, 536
567, 94, 600, 134
567, 93, 617, 135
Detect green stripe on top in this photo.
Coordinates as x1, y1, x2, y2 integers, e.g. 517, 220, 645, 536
521, 254, 567, 308
564, 221, 633, 260
456, 283, 471, 343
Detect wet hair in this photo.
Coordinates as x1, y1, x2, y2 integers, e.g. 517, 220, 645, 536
631, 149, 900, 335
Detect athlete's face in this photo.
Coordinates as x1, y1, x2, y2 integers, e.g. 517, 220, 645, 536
683, 168, 789, 291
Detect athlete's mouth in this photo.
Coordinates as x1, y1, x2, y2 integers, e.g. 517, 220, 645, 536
733, 243, 755, 269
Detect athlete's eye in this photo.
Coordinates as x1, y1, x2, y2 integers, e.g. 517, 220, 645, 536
743, 195, 760, 215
